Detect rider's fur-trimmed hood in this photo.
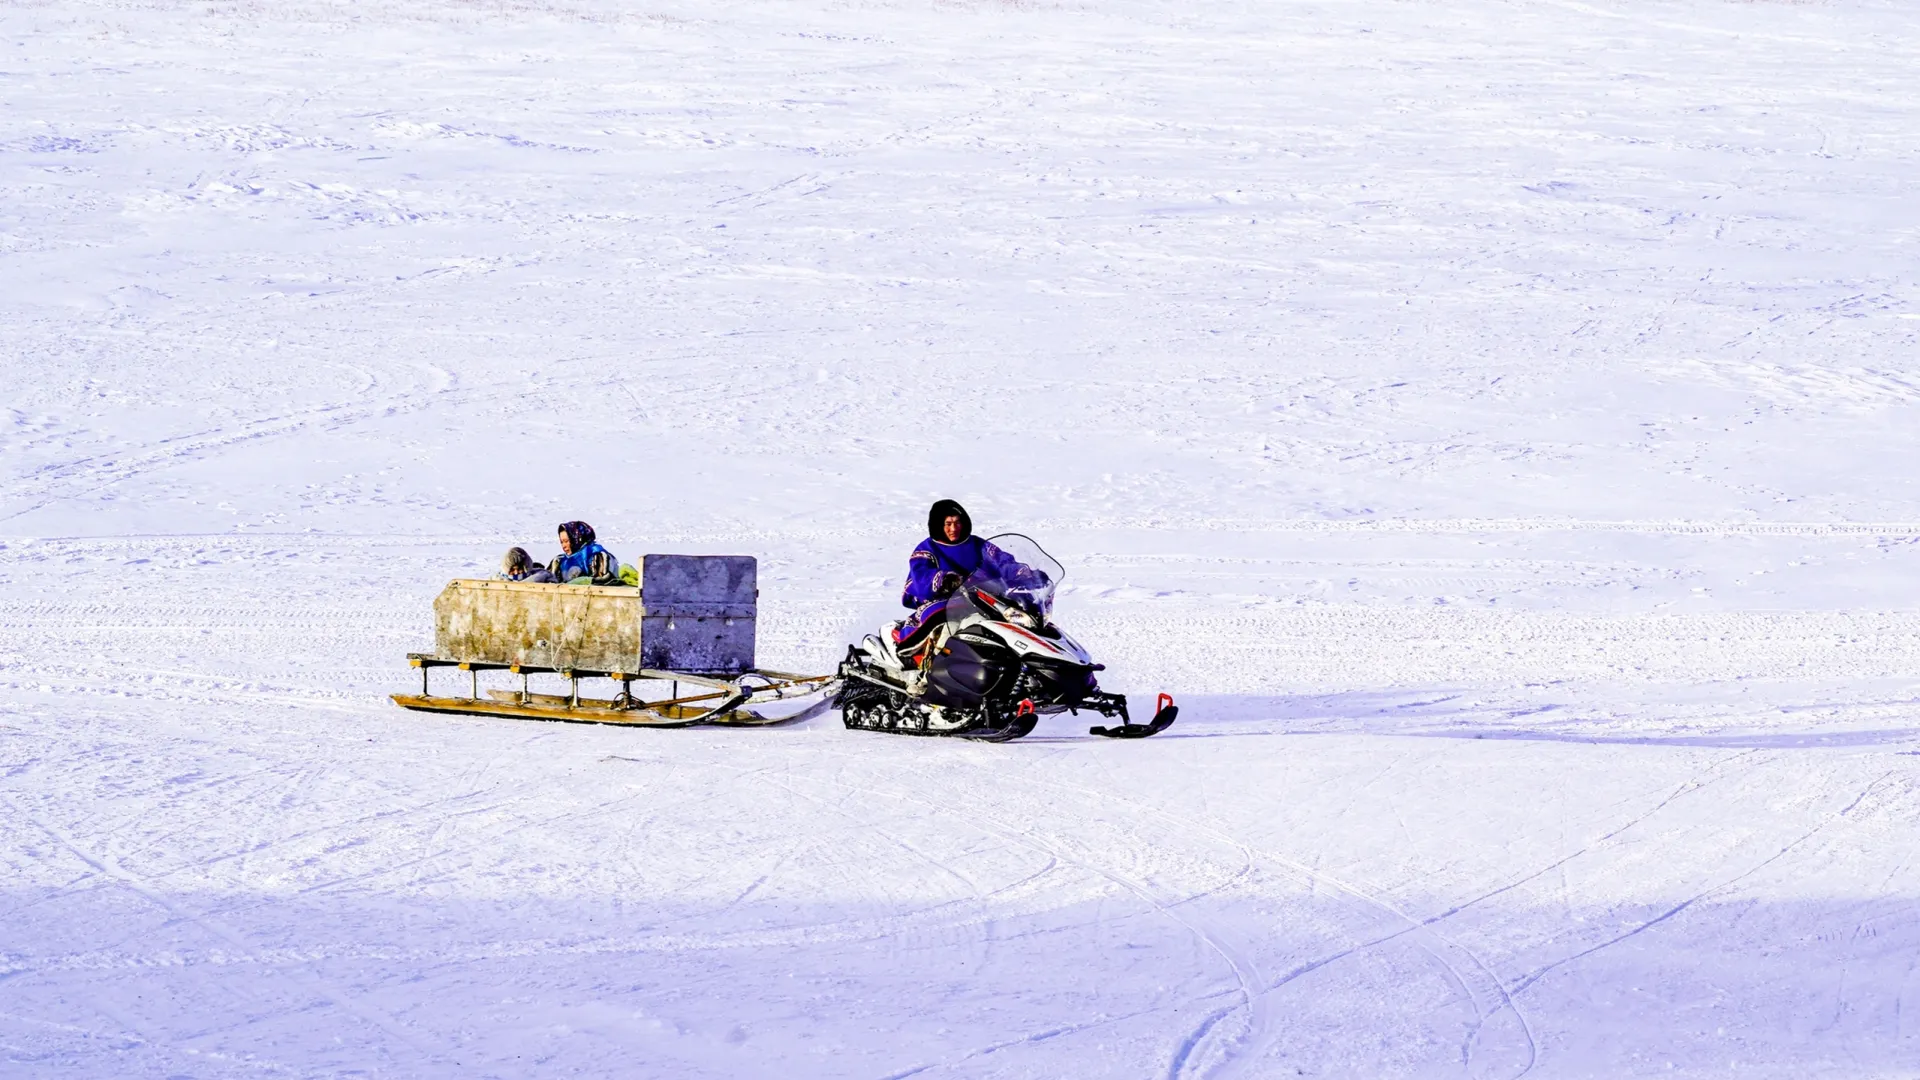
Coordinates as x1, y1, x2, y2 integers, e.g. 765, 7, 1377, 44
927, 499, 971, 543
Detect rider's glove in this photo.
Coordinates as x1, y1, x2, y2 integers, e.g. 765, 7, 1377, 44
933, 571, 962, 598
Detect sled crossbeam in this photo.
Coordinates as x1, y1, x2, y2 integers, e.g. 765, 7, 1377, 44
405, 654, 744, 685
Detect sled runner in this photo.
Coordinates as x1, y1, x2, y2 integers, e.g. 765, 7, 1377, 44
393, 555, 834, 727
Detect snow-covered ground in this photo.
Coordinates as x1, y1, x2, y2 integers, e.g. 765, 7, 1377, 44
5, 0, 1920, 1075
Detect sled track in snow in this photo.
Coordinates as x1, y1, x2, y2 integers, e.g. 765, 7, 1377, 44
796, 759, 1271, 1080
12, 521, 1920, 551
1005, 769, 1538, 1080
1087, 609, 1920, 693
1038, 518, 1920, 539
661, 748, 1529, 1080
1503, 769, 1906, 1000
10, 597, 1920, 666
589, 746, 1276, 1077
0, 347, 821, 528
2, 796, 474, 1074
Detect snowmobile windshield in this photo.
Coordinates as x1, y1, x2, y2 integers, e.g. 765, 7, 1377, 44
947, 533, 1063, 627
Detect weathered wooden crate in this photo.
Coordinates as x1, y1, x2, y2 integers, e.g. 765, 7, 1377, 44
430, 554, 756, 675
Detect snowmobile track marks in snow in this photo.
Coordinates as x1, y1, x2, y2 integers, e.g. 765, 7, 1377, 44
5, 795, 471, 1073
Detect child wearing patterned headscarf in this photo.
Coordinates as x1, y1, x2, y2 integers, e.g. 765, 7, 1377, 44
549, 520, 623, 585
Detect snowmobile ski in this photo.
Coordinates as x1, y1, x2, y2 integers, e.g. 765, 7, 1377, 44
1090, 694, 1180, 739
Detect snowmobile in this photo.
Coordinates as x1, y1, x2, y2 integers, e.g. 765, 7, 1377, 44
835, 534, 1179, 741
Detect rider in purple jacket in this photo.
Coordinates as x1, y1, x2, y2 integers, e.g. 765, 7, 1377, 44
893, 500, 1032, 652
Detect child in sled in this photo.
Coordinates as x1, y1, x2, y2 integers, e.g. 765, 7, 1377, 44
500, 522, 635, 586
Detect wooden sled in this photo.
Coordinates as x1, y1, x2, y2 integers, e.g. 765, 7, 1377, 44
392, 555, 836, 728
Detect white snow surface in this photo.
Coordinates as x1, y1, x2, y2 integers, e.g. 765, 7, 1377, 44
5, 0, 1920, 1076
